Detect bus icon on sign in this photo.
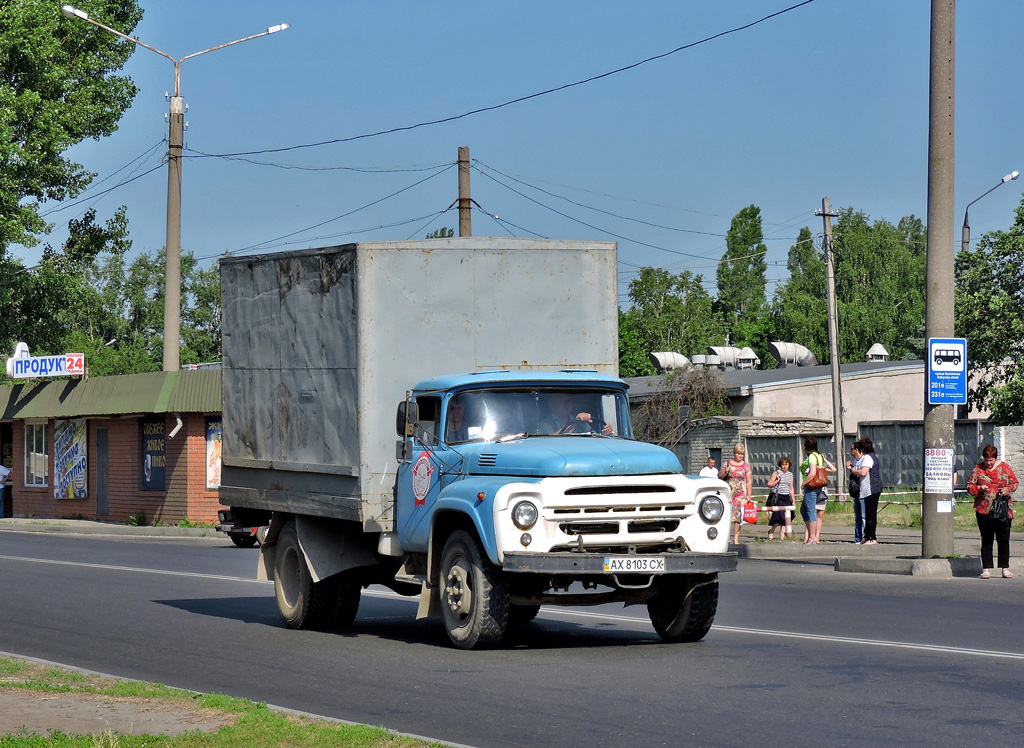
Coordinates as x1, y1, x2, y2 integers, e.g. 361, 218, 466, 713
933, 349, 962, 367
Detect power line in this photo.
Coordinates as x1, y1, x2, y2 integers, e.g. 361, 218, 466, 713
184, 0, 820, 159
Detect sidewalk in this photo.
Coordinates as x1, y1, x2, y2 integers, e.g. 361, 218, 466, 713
732, 522, 1024, 576
0, 517, 218, 539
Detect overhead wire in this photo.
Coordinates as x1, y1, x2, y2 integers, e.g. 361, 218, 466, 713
185, 0, 820, 159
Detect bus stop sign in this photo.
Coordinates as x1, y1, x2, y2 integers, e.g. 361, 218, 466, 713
928, 337, 967, 405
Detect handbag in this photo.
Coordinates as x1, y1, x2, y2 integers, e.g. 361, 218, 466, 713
766, 487, 779, 507
848, 471, 861, 498
989, 491, 1011, 524
806, 454, 828, 489
743, 500, 758, 524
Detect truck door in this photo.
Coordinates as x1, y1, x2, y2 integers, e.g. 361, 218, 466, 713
396, 396, 443, 552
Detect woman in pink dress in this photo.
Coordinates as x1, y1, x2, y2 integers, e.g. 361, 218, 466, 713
720, 442, 753, 545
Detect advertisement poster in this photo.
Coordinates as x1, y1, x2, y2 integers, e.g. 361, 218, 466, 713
206, 418, 222, 489
54, 418, 88, 500
141, 415, 166, 491
924, 447, 955, 498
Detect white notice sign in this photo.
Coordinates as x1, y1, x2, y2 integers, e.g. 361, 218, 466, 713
924, 448, 955, 494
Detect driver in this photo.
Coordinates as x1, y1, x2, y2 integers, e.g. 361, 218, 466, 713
543, 393, 612, 435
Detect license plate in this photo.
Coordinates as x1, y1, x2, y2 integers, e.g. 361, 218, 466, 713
603, 556, 666, 573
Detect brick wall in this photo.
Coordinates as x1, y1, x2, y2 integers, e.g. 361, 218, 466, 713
7, 414, 222, 525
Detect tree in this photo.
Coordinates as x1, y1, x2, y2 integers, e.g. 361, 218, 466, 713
426, 227, 455, 238
633, 367, 730, 448
772, 211, 926, 364
0, 0, 142, 252
955, 198, 1024, 423
717, 205, 768, 347
618, 267, 724, 377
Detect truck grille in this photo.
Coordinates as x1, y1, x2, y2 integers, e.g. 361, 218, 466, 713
564, 484, 675, 495
559, 518, 682, 535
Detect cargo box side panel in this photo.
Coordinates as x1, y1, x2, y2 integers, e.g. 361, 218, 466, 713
355, 240, 618, 529
221, 248, 361, 517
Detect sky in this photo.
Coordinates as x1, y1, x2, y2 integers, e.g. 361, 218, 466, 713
18, 0, 1024, 307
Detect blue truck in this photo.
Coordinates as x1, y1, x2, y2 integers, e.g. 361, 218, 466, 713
218, 239, 736, 649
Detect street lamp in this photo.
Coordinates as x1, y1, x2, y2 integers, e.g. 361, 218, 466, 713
60, 5, 288, 372
961, 170, 1020, 254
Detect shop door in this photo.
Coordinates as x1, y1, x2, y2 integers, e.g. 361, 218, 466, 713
96, 427, 109, 516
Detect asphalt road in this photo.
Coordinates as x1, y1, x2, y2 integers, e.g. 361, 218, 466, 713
1, 531, 1022, 748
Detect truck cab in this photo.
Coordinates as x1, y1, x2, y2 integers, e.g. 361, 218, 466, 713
395, 370, 736, 648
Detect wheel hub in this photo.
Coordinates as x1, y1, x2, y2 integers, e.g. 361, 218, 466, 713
444, 565, 472, 618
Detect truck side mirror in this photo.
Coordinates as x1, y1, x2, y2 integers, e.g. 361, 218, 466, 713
395, 401, 418, 437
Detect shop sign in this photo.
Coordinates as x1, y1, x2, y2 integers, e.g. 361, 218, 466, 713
5, 342, 84, 379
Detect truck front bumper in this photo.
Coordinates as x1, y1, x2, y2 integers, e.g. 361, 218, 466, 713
501, 551, 737, 575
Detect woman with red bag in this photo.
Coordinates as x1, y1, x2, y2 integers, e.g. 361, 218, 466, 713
967, 444, 1019, 579
720, 442, 753, 545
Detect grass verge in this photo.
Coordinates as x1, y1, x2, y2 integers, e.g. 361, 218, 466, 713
0, 656, 452, 748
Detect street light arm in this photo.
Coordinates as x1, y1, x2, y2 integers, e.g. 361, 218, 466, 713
178, 24, 289, 65
961, 170, 1020, 250
61, 5, 175, 66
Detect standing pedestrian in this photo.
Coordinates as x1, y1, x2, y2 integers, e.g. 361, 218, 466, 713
720, 442, 753, 545
766, 456, 795, 540
698, 457, 718, 479
799, 436, 830, 544
967, 444, 1019, 579
847, 438, 882, 544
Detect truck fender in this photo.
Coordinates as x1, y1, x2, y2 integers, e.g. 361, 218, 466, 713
415, 506, 492, 620
261, 514, 379, 584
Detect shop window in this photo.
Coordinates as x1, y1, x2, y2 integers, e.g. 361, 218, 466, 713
25, 423, 48, 487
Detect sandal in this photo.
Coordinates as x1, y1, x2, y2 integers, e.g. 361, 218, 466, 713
1003, 570, 1013, 579
980, 570, 991, 579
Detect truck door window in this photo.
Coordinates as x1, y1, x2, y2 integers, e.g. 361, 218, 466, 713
414, 396, 441, 446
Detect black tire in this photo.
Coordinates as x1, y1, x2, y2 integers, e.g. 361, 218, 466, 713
230, 533, 258, 548
647, 574, 719, 642
273, 521, 333, 630
508, 604, 541, 627
325, 572, 362, 630
439, 530, 509, 649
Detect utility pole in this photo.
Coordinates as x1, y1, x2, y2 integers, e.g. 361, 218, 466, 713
922, 0, 956, 558
817, 198, 845, 495
458, 146, 472, 237
164, 96, 184, 372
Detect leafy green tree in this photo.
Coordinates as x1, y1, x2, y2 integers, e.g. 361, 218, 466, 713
425, 227, 455, 238
772, 212, 926, 364
180, 256, 221, 365
773, 227, 828, 360
955, 198, 1024, 423
618, 267, 724, 377
717, 205, 768, 347
0, 0, 142, 252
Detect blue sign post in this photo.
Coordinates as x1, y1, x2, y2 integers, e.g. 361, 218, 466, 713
927, 337, 967, 405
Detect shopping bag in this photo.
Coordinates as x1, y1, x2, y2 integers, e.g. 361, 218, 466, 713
743, 500, 758, 524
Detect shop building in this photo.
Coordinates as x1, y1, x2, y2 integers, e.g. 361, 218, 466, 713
0, 369, 222, 524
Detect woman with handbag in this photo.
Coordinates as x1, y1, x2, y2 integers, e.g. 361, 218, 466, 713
967, 444, 1019, 579
847, 438, 882, 545
720, 442, 753, 546
766, 456, 795, 540
799, 436, 830, 545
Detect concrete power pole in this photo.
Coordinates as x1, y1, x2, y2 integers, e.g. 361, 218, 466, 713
458, 146, 472, 237
163, 96, 184, 372
817, 199, 845, 496
922, 0, 956, 558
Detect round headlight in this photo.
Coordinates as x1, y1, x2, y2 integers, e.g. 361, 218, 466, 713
699, 496, 725, 524
512, 500, 539, 530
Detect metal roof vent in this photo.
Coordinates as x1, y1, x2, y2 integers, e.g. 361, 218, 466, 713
768, 342, 818, 367
648, 352, 691, 373
708, 346, 742, 369
866, 343, 889, 361
736, 347, 760, 370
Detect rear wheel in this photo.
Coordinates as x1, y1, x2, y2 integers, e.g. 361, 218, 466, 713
273, 521, 333, 630
508, 604, 541, 627
439, 530, 509, 649
647, 574, 719, 642
325, 572, 362, 630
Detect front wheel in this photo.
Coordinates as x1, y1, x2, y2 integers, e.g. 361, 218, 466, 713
230, 533, 258, 548
647, 574, 719, 642
439, 530, 509, 649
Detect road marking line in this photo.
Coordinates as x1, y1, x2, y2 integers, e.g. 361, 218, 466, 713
7, 556, 1022, 661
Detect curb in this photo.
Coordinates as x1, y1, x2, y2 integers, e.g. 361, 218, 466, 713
0, 519, 218, 539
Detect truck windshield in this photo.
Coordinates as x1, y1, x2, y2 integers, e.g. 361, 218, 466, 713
442, 388, 631, 443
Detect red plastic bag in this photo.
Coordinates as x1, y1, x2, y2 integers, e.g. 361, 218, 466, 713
743, 500, 758, 524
